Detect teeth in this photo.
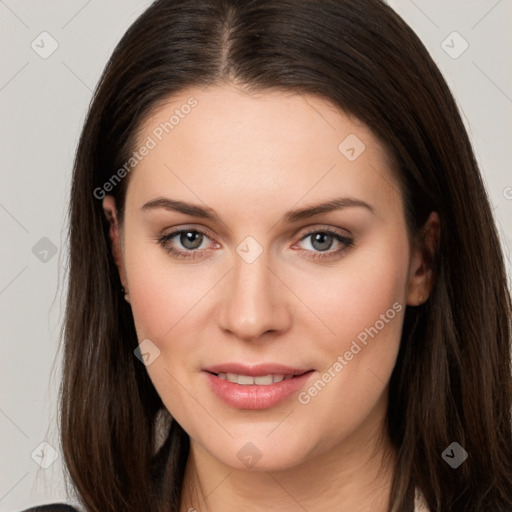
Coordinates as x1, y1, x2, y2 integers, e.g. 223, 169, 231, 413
238, 374, 254, 385
216, 373, 290, 385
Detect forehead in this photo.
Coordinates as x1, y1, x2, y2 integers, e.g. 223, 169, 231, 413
125, 83, 402, 218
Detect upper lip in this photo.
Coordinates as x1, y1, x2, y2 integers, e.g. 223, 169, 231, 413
203, 363, 313, 377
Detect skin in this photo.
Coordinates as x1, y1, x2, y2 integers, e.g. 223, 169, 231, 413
103, 83, 439, 511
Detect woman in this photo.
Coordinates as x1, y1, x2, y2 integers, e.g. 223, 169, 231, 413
22, 0, 512, 511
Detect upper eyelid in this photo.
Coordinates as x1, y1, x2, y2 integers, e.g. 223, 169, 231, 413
162, 225, 215, 242
299, 225, 353, 238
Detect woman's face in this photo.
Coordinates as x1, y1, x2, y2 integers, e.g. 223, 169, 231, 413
104, 83, 428, 471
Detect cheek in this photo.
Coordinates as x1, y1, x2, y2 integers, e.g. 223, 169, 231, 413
123, 230, 211, 342
125, 256, 174, 341
293, 232, 410, 350
291, 235, 409, 442
123, 238, 210, 428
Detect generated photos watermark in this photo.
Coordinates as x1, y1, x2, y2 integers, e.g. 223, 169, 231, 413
93, 97, 198, 200
298, 301, 403, 405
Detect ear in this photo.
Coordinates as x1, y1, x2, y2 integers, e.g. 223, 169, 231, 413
103, 195, 130, 302
406, 211, 440, 306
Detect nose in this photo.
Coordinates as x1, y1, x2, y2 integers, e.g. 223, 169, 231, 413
216, 247, 292, 342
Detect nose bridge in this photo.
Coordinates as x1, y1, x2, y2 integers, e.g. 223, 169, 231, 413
217, 236, 290, 340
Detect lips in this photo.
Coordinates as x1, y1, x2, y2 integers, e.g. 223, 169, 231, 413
202, 363, 315, 409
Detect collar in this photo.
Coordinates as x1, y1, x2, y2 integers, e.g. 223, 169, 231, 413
414, 487, 430, 512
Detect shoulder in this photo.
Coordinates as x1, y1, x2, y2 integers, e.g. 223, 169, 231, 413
20, 504, 80, 512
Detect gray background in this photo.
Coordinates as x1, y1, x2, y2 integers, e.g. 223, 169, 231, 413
0, 1, 511, 510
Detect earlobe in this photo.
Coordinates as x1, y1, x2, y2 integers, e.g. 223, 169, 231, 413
102, 195, 130, 302
406, 211, 440, 306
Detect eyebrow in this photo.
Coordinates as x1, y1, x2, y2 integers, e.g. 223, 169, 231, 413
141, 196, 375, 223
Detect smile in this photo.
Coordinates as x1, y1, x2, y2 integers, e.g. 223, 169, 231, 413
214, 372, 297, 385
203, 365, 315, 409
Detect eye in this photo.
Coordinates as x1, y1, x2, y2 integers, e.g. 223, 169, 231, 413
294, 228, 354, 259
155, 226, 354, 261
156, 228, 214, 260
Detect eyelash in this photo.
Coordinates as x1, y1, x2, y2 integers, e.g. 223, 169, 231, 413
155, 226, 355, 261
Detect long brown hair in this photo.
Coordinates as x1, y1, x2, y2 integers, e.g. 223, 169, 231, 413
61, 1, 512, 510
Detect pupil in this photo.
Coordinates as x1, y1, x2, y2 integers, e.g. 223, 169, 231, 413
181, 231, 202, 249
312, 233, 332, 251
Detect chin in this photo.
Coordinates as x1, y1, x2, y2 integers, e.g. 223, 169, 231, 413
197, 428, 317, 472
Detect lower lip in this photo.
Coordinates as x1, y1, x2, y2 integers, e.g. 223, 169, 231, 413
204, 371, 315, 410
